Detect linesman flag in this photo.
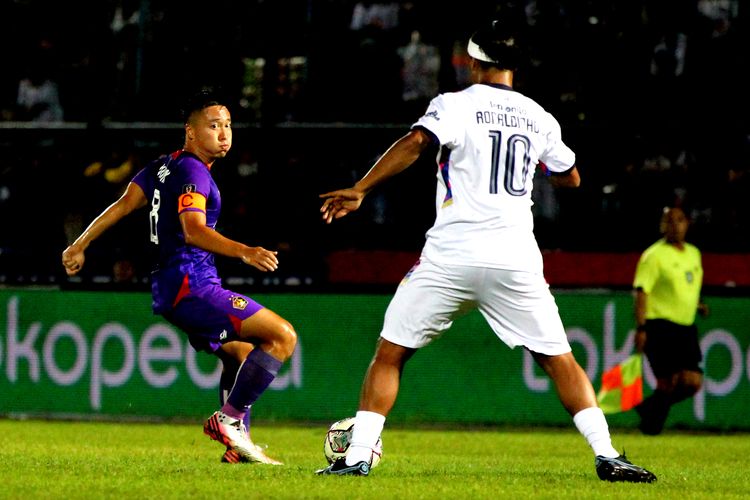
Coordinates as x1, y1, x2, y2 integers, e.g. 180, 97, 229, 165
596, 354, 643, 414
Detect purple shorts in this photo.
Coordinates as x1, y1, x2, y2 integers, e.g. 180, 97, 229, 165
161, 285, 264, 353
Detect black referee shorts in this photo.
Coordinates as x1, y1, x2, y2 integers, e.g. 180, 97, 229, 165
643, 319, 703, 378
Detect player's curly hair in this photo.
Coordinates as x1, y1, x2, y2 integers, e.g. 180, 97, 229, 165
469, 20, 523, 71
181, 87, 226, 124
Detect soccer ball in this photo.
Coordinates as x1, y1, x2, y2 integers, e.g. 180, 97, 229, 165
323, 417, 382, 467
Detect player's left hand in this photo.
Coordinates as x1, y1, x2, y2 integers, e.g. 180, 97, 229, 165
240, 247, 279, 272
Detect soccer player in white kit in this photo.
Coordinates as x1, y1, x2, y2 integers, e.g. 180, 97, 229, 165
316, 20, 656, 482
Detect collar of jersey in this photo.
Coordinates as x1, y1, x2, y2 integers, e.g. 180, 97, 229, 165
481, 83, 513, 91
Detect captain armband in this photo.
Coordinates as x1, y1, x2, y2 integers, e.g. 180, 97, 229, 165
178, 191, 207, 213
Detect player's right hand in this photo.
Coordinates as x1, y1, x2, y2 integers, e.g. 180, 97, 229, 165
319, 188, 365, 224
62, 245, 85, 276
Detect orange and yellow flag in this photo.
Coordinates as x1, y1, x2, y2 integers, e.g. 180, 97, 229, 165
596, 354, 643, 414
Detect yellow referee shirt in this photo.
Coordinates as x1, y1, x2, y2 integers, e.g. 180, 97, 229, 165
633, 239, 703, 326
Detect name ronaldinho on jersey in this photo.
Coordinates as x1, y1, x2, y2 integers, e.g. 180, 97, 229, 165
475, 110, 539, 133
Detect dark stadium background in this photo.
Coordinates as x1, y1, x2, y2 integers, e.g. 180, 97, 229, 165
0, 0, 747, 291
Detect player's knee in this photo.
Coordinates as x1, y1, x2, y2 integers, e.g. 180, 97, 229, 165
273, 320, 297, 360
373, 339, 412, 367
687, 382, 701, 397
682, 378, 702, 397
672, 372, 702, 401
672, 384, 698, 404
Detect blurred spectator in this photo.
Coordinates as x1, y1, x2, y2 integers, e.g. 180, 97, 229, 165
397, 30, 440, 119
696, 0, 739, 33
345, 0, 403, 122
350, 1, 400, 31
112, 257, 138, 285
0, 0, 748, 287
15, 39, 64, 122
450, 39, 472, 88
15, 76, 63, 122
108, 0, 142, 120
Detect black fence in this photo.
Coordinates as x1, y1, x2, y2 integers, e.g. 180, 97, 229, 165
1, 121, 748, 290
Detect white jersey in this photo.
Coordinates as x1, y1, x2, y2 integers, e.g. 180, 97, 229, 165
413, 83, 575, 273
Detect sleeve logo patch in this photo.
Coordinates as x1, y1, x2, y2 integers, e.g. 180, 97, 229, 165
182, 184, 197, 194
230, 296, 248, 310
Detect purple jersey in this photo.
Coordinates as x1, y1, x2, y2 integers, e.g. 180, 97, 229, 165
132, 150, 222, 313
132, 149, 265, 353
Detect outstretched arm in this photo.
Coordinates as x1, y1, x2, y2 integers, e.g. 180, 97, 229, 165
179, 211, 279, 272
320, 128, 433, 224
62, 182, 147, 275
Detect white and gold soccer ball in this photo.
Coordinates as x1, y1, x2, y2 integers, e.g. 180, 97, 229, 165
323, 417, 382, 467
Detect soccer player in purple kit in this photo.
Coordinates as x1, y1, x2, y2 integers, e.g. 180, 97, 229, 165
62, 89, 297, 465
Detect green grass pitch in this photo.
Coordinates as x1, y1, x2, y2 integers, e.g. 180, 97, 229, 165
1, 419, 748, 499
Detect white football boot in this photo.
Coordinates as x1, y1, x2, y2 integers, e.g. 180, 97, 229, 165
204, 411, 282, 465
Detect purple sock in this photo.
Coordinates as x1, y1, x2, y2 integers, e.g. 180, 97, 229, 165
225, 349, 282, 415
243, 407, 251, 432
219, 361, 236, 407
218, 402, 252, 429
219, 360, 251, 430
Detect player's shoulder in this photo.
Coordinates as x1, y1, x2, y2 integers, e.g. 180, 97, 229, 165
172, 151, 211, 177
428, 88, 465, 108
512, 91, 558, 124
685, 241, 702, 258
142, 153, 169, 170
640, 239, 667, 260
172, 150, 201, 167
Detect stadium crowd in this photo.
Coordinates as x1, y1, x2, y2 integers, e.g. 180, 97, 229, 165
0, 0, 747, 287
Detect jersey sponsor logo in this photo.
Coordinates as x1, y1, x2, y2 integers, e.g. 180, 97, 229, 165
157, 165, 171, 183
425, 110, 440, 121
219, 329, 228, 340
178, 192, 207, 212
230, 296, 248, 310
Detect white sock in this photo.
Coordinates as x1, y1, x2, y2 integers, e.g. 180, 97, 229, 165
573, 407, 620, 458
345, 410, 386, 465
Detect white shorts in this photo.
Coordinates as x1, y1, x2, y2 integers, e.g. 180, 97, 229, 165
380, 258, 571, 356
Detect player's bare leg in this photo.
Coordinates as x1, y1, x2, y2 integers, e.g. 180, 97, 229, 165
636, 369, 702, 435
532, 350, 656, 482
531, 351, 597, 415
359, 339, 416, 416
342, 339, 415, 470
672, 370, 702, 402
317, 338, 416, 475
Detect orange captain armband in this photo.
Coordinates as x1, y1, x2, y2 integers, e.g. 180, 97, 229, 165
178, 191, 207, 213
